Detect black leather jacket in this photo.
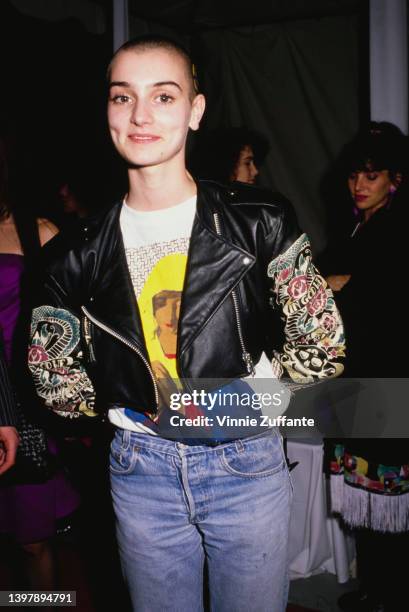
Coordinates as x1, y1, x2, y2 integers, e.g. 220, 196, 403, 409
29, 180, 344, 425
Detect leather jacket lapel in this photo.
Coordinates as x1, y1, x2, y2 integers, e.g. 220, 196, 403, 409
178, 191, 255, 355
86, 214, 148, 355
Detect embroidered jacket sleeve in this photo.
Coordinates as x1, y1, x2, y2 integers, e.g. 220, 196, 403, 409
28, 245, 97, 421
266, 211, 345, 383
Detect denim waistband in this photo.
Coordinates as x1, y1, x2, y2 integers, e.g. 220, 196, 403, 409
114, 427, 280, 456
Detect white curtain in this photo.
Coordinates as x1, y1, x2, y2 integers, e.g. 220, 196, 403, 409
370, 0, 408, 133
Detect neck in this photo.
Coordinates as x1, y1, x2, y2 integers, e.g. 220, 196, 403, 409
363, 210, 375, 223
126, 159, 196, 211
363, 199, 389, 223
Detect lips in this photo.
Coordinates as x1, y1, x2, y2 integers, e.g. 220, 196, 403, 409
128, 134, 160, 143
354, 195, 368, 202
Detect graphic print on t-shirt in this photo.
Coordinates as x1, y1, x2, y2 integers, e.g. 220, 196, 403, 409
137, 252, 186, 417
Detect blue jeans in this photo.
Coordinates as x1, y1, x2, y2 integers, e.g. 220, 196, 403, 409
110, 428, 293, 612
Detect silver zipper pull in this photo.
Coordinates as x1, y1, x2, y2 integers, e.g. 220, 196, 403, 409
83, 316, 92, 343
243, 351, 256, 377
82, 315, 96, 363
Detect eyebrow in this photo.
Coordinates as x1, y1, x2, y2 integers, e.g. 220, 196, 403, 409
109, 80, 183, 91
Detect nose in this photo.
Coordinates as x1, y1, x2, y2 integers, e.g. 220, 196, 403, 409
354, 173, 365, 192
130, 99, 153, 126
251, 162, 259, 178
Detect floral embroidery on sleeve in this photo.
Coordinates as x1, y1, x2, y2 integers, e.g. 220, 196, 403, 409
267, 233, 345, 383
29, 306, 97, 419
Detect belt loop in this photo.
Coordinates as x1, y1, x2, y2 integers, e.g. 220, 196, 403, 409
122, 429, 130, 450
235, 439, 245, 453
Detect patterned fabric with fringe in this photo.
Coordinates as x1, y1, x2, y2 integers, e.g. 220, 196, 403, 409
330, 442, 409, 533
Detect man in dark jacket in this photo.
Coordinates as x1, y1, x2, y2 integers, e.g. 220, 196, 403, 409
29, 35, 345, 612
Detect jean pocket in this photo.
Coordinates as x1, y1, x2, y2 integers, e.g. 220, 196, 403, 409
109, 440, 139, 475
219, 436, 284, 478
287, 468, 294, 497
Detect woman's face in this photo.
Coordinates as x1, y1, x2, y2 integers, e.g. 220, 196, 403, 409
107, 48, 205, 172
231, 145, 258, 184
348, 169, 393, 218
154, 295, 181, 333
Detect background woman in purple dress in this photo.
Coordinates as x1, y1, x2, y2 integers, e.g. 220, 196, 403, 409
0, 133, 80, 590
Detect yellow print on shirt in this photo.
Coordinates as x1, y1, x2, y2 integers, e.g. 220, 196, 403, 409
137, 253, 187, 415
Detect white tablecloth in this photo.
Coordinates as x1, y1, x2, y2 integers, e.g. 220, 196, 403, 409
287, 439, 355, 583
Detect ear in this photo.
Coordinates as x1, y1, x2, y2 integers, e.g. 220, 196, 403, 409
189, 94, 206, 131
392, 172, 403, 188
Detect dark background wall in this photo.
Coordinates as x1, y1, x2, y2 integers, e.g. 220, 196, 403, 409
0, 0, 124, 221
1, 0, 370, 250
193, 18, 361, 252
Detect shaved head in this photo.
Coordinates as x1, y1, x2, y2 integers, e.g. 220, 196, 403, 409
107, 35, 199, 101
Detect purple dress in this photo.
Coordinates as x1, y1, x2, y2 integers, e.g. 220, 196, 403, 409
0, 253, 80, 544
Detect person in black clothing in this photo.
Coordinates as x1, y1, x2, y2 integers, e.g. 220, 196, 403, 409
28, 34, 345, 612
321, 122, 409, 612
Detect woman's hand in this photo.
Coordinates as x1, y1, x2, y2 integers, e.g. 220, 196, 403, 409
0, 426, 20, 475
325, 274, 351, 292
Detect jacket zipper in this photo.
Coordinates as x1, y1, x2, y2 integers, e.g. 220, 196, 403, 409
81, 305, 160, 409
82, 315, 96, 363
213, 213, 255, 376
